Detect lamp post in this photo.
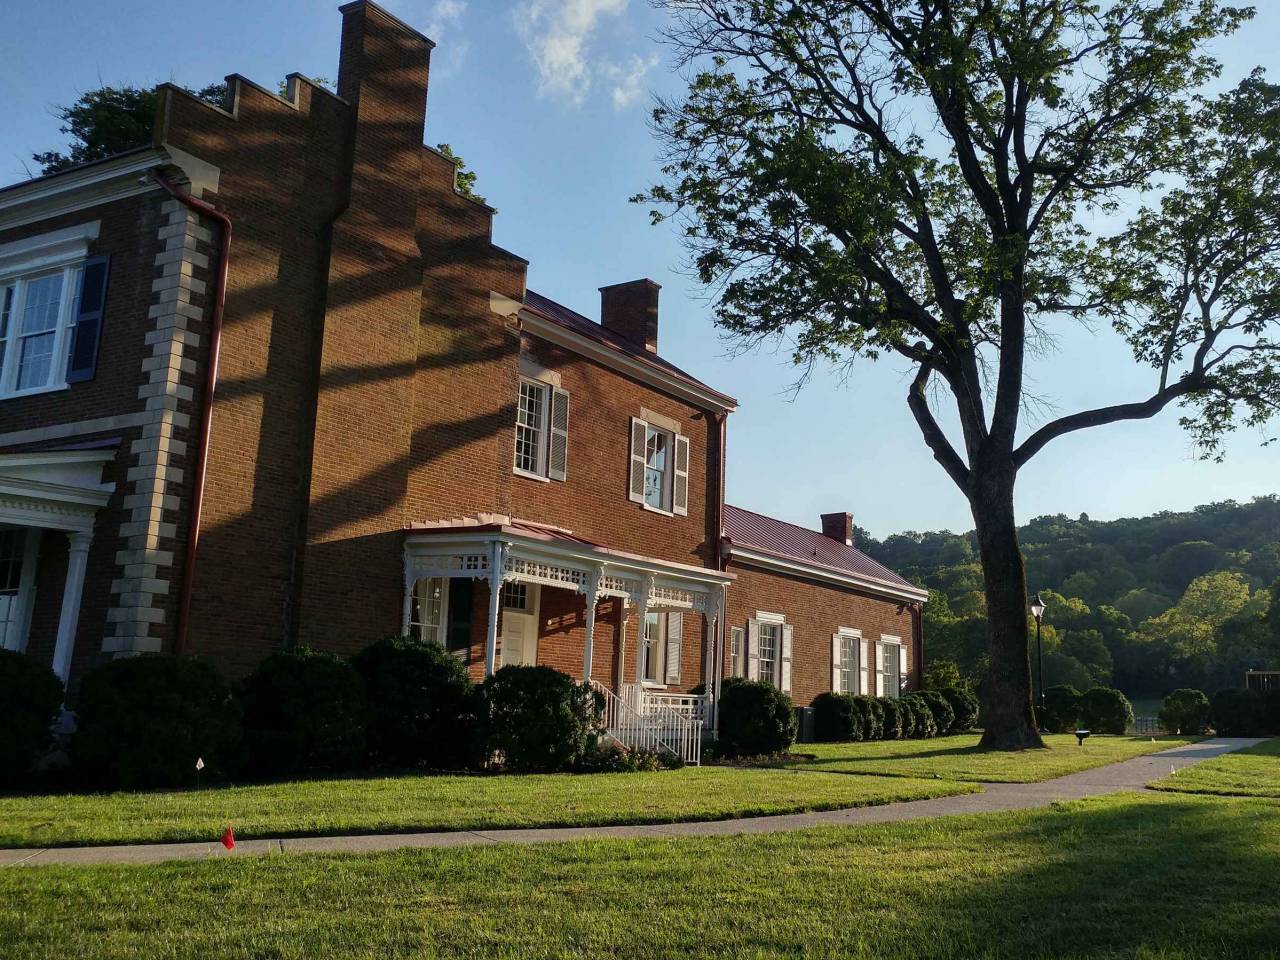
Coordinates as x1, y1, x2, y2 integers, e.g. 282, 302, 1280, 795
1030, 592, 1047, 730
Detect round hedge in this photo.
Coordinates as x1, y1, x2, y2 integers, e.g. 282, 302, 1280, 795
1078, 687, 1133, 735
1040, 684, 1082, 733
1158, 688, 1211, 736
811, 692, 861, 742
901, 694, 938, 738
0, 650, 64, 787
351, 635, 478, 769
879, 697, 904, 740
857, 696, 885, 741
239, 647, 367, 779
718, 678, 796, 756
918, 690, 955, 735
71, 655, 240, 789
481, 665, 596, 772
1211, 688, 1266, 736
939, 687, 980, 733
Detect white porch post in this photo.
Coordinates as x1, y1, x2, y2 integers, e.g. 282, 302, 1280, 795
633, 574, 653, 685
483, 541, 508, 677
582, 566, 601, 682
51, 530, 92, 684
401, 563, 415, 637
708, 583, 727, 731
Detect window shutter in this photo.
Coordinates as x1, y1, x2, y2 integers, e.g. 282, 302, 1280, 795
628, 417, 647, 503
672, 433, 690, 516
66, 256, 110, 384
548, 387, 569, 481
746, 619, 760, 680
664, 612, 682, 684
874, 642, 885, 696
898, 644, 908, 693
831, 634, 842, 692
780, 623, 793, 693
861, 639, 871, 696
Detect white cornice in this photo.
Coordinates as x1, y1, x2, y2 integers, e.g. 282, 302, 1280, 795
725, 543, 928, 604
0, 151, 169, 233
518, 309, 738, 414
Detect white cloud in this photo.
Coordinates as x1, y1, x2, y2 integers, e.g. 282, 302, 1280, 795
606, 53, 657, 109
516, 0, 630, 106
424, 0, 469, 79
425, 0, 466, 38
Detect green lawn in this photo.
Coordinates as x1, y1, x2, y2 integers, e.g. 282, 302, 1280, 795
4, 792, 1278, 959
1150, 738, 1280, 797
0, 767, 974, 849
789, 733, 1195, 782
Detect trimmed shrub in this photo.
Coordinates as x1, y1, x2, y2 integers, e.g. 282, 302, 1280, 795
939, 686, 980, 733
879, 696, 904, 740
1158, 688, 1211, 735
1211, 688, 1266, 736
352, 635, 478, 770
481, 665, 595, 772
239, 647, 367, 779
0, 650, 64, 787
718, 679, 796, 756
847, 696, 879, 741
1040, 684, 1082, 734
812, 692, 861, 742
861, 696, 886, 741
72, 655, 240, 789
1078, 687, 1134, 735
918, 690, 955, 735
900, 695, 937, 738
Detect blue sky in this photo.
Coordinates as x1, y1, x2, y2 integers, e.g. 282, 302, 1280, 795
2, 0, 1276, 539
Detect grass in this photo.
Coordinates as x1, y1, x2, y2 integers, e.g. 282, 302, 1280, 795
1150, 738, 1280, 797
788, 733, 1195, 782
3, 792, 1278, 958
0, 767, 974, 849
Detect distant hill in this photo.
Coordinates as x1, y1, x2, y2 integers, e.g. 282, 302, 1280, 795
858, 497, 1280, 698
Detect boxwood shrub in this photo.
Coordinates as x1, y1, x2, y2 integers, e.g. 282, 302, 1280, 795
481, 665, 596, 772
879, 696, 904, 740
1158, 688, 1211, 736
858, 696, 885, 741
901, 694, 938, 738
239, 647, 368, 779
811, 692, 861, 742
72, 655, 240, 789
1040, 684, 1082, 733
939, 686, 980, 733
918, 690, 955, 735
0, 650, 64, 787
718, 677, 796, 756
1211, 688, 1267, 736
1078, 686, 1134, 735
352, 635, 479, 769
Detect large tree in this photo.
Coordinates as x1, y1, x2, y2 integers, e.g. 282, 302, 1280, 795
639, 0, 1280, 746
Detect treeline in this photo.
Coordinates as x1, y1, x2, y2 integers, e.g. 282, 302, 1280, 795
858, 497, 1280, 699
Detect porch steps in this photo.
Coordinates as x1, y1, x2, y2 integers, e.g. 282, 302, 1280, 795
590, 680, 703, 766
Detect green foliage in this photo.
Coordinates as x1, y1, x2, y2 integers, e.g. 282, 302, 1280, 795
922, 658, 967, 691
1210, 689, 1268, 736
1158, 689, 1212, 735
939, 687, 980, 733
576, 741, 680, 773
239, 647, 367, 779
855, 695, 884, 742
1040, 685, 1083, 734
350, 635, 478, 770
717, 679, 796, 756
1078, 688, 1135, 736
811, 692, 862, 743
481, 665, 596, 772
917, 690, 955, 736
879, 696, 904, 740
434, 143, 485, 203
0, 651, 63, 787
71, 656, 240, 789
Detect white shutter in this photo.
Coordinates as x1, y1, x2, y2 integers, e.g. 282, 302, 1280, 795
860, 638, 871, 696
780, 623, 793, 693
898, 644, 908, 693
874, 641, 884, 696
672, 433, 690, 516
746, 619, 760, 680
628, 418, 647, 503
548, 387, 569, 481
831, 634, 842, 692
665, 612, 682, 684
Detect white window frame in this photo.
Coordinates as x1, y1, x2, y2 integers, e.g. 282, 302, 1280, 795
0, 528, 40, 654
513, 377, 551, 480
751, 609, 785, 686
877, 635, 903, 698
834, 627, 862, 694
642, 423, 675, 514
0, 264, 84, 401
729, 625, 744, 678
408, 576, 451, 646
641, 609, 667, 687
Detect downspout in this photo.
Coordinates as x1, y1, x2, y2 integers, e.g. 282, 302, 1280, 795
150, 170, 232, 656
710, 410, 729, 729
912, 602, 925, 690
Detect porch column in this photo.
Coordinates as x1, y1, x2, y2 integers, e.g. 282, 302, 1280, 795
401, 565, 415, 636
581, 567, 601, 682
51, 530, 92, 684
708, 583, 728, 731
483, 541, 508, 677
633, 574, 653, 684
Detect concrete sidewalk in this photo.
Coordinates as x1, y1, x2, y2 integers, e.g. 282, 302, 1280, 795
1, 737, 1262, 867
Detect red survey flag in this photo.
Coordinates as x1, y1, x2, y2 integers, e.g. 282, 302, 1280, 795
221, 827, 235, 850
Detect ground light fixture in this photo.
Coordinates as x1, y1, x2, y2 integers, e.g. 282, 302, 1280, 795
1030, 592, 1047, 732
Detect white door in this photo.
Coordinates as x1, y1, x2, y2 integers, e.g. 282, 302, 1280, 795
500, 583, 539, 667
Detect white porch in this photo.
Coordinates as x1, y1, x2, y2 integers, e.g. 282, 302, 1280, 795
0, 449, 115, 683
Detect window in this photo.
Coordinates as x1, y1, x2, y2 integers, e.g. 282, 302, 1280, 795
514, 379, 548, 475
729, 626, 744, 678
839, 635, 859, 694
879, 639, 902, 698
502, 581, 531, 611
409, 577, 448, 645
642, 611, 666, 684
0, 266, 81, 397
643, 425, 671, 510
757, 621, 779, 683
629, 417, 690, 515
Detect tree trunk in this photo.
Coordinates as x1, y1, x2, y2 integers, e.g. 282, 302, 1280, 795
971, 464, 1044, 750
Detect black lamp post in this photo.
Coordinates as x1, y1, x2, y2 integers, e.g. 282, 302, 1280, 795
1030, 592, 1047, 730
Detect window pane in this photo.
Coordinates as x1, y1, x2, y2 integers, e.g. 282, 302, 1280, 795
514, 381, 545, 473
644, 427, 668, 509
411, 577, 446, 643
642, 611, 663, 682
758, 623, 778, 683
15, 274, 65, 391
16, 333, 55, 390
502, 582, 529, 610
19, 275, 62, 334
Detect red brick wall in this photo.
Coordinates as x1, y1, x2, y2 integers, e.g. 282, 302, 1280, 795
724, 561, 918, 706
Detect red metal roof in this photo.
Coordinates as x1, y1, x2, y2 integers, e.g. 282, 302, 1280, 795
723, 504, 922, 595
521, 290, 737, 407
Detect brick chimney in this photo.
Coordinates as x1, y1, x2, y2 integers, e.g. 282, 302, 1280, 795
600, 279, 660, 354
821, 512, 855, 547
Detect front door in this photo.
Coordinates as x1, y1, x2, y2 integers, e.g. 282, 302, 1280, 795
500, 582, 539, 667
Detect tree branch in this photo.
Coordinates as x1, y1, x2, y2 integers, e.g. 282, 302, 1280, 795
908, 360, 972, 489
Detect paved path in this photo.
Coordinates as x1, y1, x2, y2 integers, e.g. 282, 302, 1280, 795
1, 738, 1262, 867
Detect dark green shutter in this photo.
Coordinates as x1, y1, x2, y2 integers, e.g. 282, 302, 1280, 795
66, 255, 110, 383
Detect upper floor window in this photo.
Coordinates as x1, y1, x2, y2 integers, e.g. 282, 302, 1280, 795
513, 375, 569, 481
643, 425, 670, 510
628, 415, 690, 516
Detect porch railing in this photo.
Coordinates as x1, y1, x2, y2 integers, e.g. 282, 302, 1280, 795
635, 689, 708, 724
590, 680, 703, 766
